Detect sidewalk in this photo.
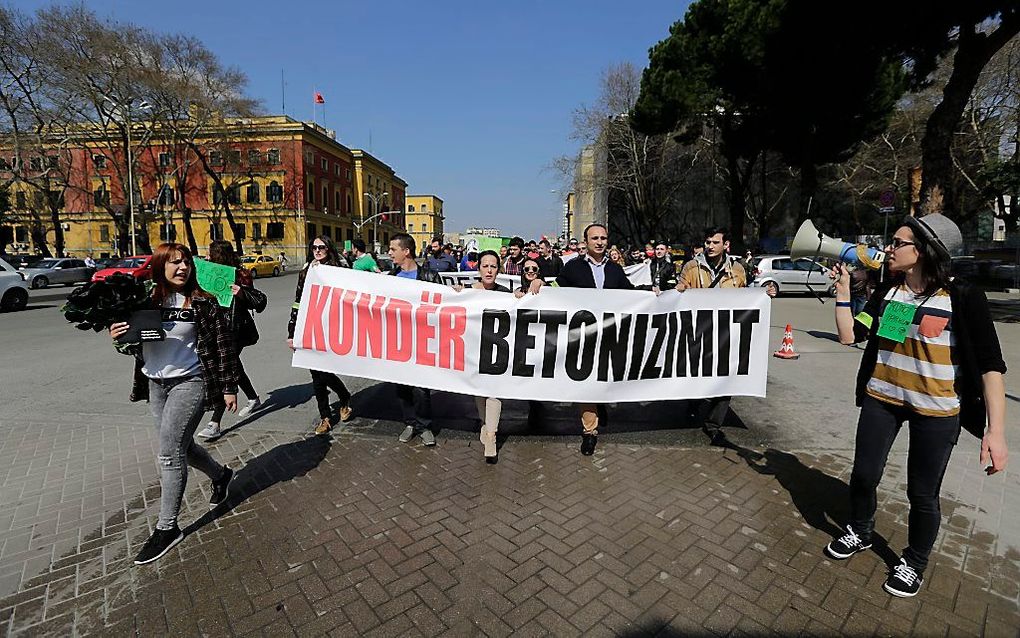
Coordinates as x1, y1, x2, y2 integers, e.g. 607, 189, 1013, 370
2, 423, 1017, 636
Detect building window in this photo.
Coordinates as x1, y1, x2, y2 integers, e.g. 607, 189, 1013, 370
306, 222, 316, 239
234, 224, 246, 240
421, 204, 427, 212
227, 184, 241, 205
0, 157, 7, 170
211, 222, 224, 241
267, 181, 283, 203
408, 204, 415, 212
93, 187, 110, 207
422, 222, 428, 232
15, 192, 26, 209
408, 223, 414, 232
335, 191, 341, 213
158, 152, 171, 167
29, 157, 42, 171
247, 183, 261, 203
334, 164, 340, 177
227, 150, 241, 165
159, 224, 177, 241
157, 186, 175, 207
321, 158, 328, 171
346, 193, 352, 214
92, 154, 107, 168
345, 169, 351, 181
248, 149, 262, 165
213, 184, 224, 205
210, 151, 223, 166
99, 225, 110, 242
307, 182, 315, 204
322, 186, 329, 210
252, 223, 262, 240
47, 156, 58, 169
267, 222, 284, 240
267, 149, 280, 165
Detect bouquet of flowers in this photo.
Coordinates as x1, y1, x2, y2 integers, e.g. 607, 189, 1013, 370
60, 273, 151, 332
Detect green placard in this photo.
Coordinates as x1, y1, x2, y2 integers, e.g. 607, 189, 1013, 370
477, 237, 502, 253
344, 240, 353, 252
875, 300, 916, 343
193, 258, 236, 308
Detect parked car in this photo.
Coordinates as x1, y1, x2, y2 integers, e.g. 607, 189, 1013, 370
0, 257, 29, 311
240, 254, 281, 278
749, 255, 835, 296
20, 258, 96, 289
5, 254, 46, 270
93, 257, 120, 270
91, 255, 153, 283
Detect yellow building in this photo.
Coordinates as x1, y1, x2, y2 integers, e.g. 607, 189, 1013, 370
404, 195, 444, 252
351, 150, 407, 252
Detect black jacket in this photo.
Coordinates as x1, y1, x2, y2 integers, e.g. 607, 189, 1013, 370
852, 278, 1006, 439
649, 257, 677, 290
537, 255, 564, 280
557, 256, 634, 290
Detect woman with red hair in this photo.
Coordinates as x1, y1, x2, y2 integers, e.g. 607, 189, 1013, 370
109, 243, 239, 565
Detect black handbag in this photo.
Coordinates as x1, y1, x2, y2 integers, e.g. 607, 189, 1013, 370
233, 306, 259, 348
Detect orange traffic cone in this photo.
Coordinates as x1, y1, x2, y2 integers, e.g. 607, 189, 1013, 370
773, 324, 800, 360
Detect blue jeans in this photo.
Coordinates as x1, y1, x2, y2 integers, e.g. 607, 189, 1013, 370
149, 376, 225, 530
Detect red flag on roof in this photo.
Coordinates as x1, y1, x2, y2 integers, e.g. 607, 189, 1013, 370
313, 91, 325, 104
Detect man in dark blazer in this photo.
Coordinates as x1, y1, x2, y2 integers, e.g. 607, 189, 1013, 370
557, 223, 634, 455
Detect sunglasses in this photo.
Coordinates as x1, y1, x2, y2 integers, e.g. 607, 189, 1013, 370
523, 267, 540, 273
889, 238, 915, 250
312, 244, 328, 251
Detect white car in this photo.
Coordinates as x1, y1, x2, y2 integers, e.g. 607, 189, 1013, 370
0, 257, 30, 311
749, 255, 835, 296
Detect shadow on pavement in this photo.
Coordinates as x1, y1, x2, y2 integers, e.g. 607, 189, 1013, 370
217, 383, 316, 436
185, 434, 331, 536
348, 382, 720, 437
711, 432, 899, 569
806, 329, 841, 342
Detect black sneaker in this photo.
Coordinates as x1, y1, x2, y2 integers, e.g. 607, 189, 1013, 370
884, 558, 923, 597
134, 526, 184, 565
825, 525, 872, 559
210, 466, 234, 506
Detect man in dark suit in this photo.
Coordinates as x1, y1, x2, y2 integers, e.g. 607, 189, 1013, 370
557, 223, 634, 455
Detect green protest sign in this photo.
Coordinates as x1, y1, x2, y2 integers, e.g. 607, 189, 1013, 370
876, 300, 916, 343
193, 258, 236, 308
477, 237, 502, 253
344, 240, 353, 252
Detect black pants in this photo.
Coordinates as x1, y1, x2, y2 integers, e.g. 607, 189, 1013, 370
696, 396, 731, 429
311, 370, 351, 419
850, 395, 960, 574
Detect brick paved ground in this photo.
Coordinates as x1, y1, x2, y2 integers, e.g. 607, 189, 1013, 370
1, 419, 1018, 637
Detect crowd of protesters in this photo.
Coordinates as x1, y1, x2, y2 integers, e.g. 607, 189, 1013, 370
100, 216, 1007, 603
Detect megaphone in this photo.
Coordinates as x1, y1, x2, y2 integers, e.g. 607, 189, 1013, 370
790, 220, 885, 270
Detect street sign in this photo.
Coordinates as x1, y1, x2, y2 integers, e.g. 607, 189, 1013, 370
878, 206, 896, 214
879, 190, 895, 207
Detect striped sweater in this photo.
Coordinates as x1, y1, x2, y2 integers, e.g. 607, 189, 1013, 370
864, 286, 959, 416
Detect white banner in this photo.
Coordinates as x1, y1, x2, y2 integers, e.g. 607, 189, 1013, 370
292, 266, 772, 403
439, 262, 652, 288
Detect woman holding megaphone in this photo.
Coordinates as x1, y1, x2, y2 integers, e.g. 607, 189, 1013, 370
825, 211, 1007, 598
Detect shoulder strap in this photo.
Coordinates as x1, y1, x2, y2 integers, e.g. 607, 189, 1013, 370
707, 267, 727, 289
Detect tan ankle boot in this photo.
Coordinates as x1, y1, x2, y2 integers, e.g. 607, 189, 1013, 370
480, 430, 497, 462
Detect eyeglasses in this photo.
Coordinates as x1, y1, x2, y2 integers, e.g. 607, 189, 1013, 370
312, 244, 328, 251
889, 238, 915, 250
523, 267, 540, 273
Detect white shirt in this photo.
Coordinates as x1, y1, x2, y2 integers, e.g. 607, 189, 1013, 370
586, 254, 608, 289
142, 293, 202, 379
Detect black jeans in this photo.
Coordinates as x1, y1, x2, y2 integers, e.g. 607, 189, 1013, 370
310, 370, 351, 419
850, 395, 960, 573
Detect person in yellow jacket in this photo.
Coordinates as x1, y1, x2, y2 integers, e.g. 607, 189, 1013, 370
676, 227, 775, 443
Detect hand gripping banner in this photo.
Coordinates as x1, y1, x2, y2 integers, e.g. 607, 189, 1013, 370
292, 266, 772, 403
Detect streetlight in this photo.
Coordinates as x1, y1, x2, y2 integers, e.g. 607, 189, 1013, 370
364, 191, 389, 252
103, 96, 151, 256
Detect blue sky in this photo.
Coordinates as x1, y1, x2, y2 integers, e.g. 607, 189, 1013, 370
23, 0, 689, 239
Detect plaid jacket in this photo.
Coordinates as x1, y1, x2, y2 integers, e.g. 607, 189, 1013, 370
122, 295, 238, 409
